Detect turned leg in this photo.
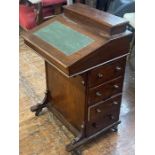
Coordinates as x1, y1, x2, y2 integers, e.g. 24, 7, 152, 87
30, 91, 49, 116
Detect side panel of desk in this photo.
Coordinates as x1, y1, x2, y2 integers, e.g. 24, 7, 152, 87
46, 62, 86, 131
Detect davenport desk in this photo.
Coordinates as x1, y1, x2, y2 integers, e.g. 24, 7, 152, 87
22, 3, 132, 154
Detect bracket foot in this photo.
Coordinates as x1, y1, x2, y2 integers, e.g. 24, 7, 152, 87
111, 125, 118, 132
66, 123, 85, 153
30, 91, 49, 116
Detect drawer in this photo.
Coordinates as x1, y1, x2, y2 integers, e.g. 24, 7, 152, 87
88, 95, 122, 121
86, 108, 120, 136
88, 77, 124, 106
88, 57, 126, 88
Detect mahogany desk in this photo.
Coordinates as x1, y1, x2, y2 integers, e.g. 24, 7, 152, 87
22, 3, 132, 154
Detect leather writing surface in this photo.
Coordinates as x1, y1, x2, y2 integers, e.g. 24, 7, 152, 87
33, 21, 94, 55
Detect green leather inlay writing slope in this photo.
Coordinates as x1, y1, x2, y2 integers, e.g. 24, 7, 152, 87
33, 21, 94, 55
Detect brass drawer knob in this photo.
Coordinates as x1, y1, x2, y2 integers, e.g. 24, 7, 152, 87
113, 85, 119, 89
115, 66, 122, 71
113, 101, 118, 105
96, 108, 101, 113
96, 92, 102, 96
97, 73, 103, 78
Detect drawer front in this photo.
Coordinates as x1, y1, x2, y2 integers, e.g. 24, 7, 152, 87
88, 57, 126, 88
88, 77, 124, 106
88, 95, 122, 121
86, 108, 120, 136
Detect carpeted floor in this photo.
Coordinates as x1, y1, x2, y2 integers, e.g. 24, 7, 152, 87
19, 36, 135, 155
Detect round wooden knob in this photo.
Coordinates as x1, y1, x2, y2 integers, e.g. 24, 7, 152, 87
97, 73, 103, 78
96, 108, 101, 113
113, 101, 118, 105
81, 80, 85, 85
113, 85, 119, 89
115, 66, 122, 71
96, 92, 102, 96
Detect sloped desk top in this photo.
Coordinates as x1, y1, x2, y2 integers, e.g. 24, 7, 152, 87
23, 3, 131, 77
33, 21, 94, 56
